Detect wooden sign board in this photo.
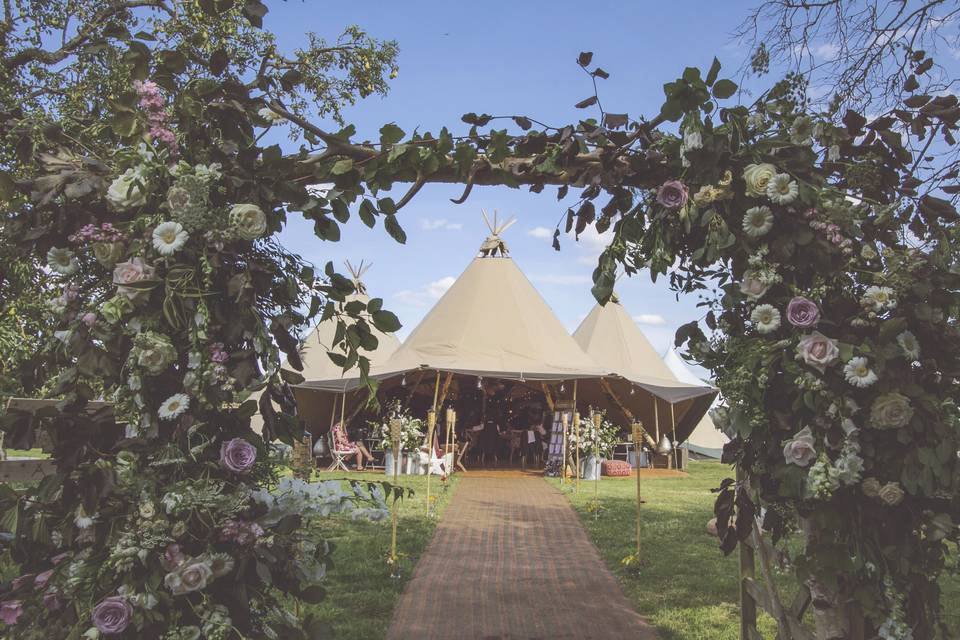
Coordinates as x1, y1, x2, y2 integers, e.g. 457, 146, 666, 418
544, 402, 573, 477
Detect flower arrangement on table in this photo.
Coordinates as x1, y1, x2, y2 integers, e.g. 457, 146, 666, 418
369, 401, 425, 452
567, 411, 619, 459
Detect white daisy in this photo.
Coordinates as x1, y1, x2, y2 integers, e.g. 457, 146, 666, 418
766, 173, 799, 204
158, 393, 190, 421
47, 247, 79, 275
896, 331, 920, 360
862, 286, 896, 312
742, 206, 774, 237
152, 221, 189, 256
844, 357, 878, 388
751, 304, 781, 334
74, 506, 96, 529
682, 129, 702, 151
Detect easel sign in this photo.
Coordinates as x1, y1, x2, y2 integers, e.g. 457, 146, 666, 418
544, 402, 573, 477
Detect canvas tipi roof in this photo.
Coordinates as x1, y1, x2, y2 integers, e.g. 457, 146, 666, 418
663, 347, 728, 458
572, 297, 718, 445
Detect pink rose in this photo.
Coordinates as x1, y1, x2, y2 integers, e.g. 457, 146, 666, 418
783, 426, 817, 467
796, 331, 839, 372
112, 257, 156, 300
786, 296, 820, 328
739, 272, 769, 300
656, 180, 689, 209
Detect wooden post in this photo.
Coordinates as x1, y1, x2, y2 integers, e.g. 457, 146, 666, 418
652, 398, 660, 468
592, 410, 601, 503
560, 411, 569, 485
737, 465, 758, 640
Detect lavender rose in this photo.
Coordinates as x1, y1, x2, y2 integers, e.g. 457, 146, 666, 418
113, 257, 156, 300
656, 180, 689, 209
796, 331, 839, 372
220, 438, 257, 474
786, 296, 820, 328
92, 596, 133, 635
783, 426, 817, 467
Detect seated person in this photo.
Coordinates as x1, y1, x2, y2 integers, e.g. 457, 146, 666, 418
331, 422, 374, 470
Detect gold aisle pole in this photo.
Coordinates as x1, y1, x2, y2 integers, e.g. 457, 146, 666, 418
631, 421, 644, 564
389, 417, 402, 576
573, 410, 581, 492
560, 412, 569, 486
593, 410, 602, 503
444, 407, 455, 472
425, 408, 436, 515
670, 402, 679, 471
570, 380, 578, 480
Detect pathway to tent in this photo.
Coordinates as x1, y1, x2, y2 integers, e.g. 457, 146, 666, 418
386, 473, 658, 639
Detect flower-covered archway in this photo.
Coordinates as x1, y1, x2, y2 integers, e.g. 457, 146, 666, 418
1, 2, 958, 638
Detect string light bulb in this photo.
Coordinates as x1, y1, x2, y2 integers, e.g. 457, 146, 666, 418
401, 374, 406, 387
630, 386, 635, 395
477, 376, 483, 389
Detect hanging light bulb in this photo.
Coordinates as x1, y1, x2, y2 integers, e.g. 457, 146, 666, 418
560, 382, 566, 393
477, 376, 483, 390
401, 374, 406, 387
629, 386, 635, 395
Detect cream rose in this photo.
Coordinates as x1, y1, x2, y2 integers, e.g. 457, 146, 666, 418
92, 241, 125, 268
107, 168, 148, 210
869, 392, 914, 430
783, 426, 817, 467
861, 477, 881, 498
739, 271, 769, 300
229, 204, 268, 241
743, 163, 777, 197
796, 331, 839, 372
877, 482, 905, 506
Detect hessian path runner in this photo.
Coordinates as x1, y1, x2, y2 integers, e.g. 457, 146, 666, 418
386, 474, 659, 640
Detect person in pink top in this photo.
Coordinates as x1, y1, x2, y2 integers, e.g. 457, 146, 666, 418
331, 422, 374, 470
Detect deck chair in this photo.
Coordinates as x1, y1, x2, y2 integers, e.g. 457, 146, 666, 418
326, 425, 355, 472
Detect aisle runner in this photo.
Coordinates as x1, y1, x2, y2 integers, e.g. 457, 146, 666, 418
386, 475, 658, 640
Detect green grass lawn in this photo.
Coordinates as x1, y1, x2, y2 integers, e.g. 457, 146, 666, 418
302, 471, 460, 639
2, 448, 48, 458
550, 461, 960, 640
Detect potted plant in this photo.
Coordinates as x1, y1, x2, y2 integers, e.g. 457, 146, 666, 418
371, 401, 425, 476
569, 411, 619, 480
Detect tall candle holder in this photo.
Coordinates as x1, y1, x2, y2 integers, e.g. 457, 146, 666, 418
592, 411, 602, 518
626, 421, 645, 568
388, 417, 402, 578
560, 412, 569, 486
572, 411, 581, 493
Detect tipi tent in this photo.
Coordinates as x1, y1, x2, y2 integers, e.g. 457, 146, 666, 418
253, 261, 400, 433
296, 214, 715, 444
663, 347, 728, 458
572, 296, 718, 450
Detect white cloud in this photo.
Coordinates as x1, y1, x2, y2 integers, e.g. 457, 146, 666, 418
419, 218, 463, 231
814, 43, 840, 59
633, 313, 666, 326
393, 276, 456, 307
570, 225, 613, 253
528, 226, 554, 239
576, 255, 598, 266
530, 274, 592, 285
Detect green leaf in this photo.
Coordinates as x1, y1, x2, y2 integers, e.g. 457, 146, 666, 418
299, 585, 327, 604
712, 79, 737, 99
577, 51, 593, 67
379, 123, 405, 146
372, 310, 402, 333
705, 57, 722, 85
330, 159, 353, 175
377, 197, 397, 215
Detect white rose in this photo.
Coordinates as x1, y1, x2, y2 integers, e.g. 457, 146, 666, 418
229, 204, 268, 240
107, 168, 148, 210
796, 331, 840, 372
877, 482, 905, 506
869, 393, 914, 430
743, 163, 777, 197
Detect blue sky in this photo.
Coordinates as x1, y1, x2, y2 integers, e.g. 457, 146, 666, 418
266, 1, 760, 357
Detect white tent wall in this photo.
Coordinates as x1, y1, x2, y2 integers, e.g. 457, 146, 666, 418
662, 347, 728, 458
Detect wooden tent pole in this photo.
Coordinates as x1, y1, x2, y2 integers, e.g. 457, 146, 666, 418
670, 402, 679, 471
653, 398, 660, 469
570, 380, 578, 480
